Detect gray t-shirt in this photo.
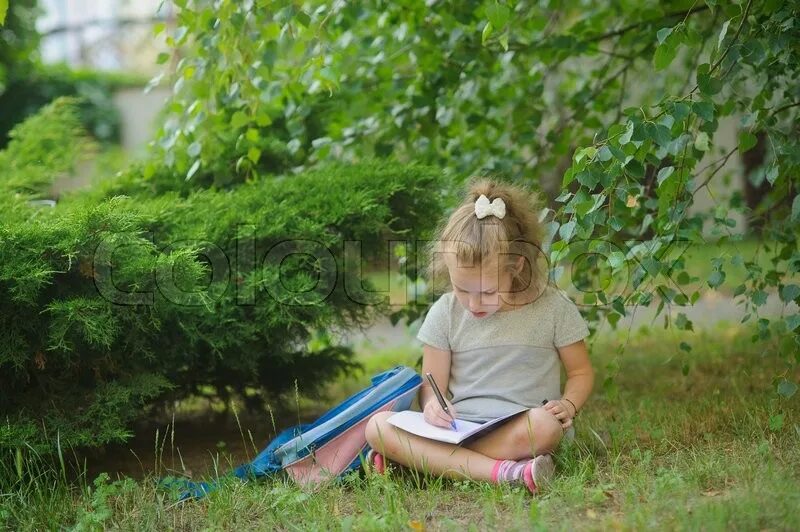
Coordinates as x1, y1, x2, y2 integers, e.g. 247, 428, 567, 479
415, 284, 590, 423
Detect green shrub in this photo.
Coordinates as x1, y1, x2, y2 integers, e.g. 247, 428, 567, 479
0, 99, 451, 453
0, 64, 142, 147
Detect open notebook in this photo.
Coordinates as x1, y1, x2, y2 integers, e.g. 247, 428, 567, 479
386, 409, 525, 445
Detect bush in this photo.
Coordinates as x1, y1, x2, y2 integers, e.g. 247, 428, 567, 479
0, 64, 143, 148
0, 99, 451, 453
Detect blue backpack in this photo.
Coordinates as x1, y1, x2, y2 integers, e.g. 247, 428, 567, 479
174, 366, 421, 499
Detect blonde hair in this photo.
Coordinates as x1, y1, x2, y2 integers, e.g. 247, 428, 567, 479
423, 177, 546, 300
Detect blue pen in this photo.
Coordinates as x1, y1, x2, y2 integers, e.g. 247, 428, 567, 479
425, 372, 457, 431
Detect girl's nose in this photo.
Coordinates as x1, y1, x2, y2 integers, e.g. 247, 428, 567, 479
468, 293, 482, 311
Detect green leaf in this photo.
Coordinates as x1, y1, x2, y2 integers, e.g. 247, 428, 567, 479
624, 159, 645, 178
657, 166, 675, 186
186, 160, 201, 181
482, 21, 493, 45
256, 113, 272, 127
777, 379, 798, 399
780, 284, 800, 303
559, 220, 576, 242
752, 290, 768, 306
654, 42, 678, 71
717, 19, 731, 50
679, 341, 692, 353
766, 165, 779, 186
263, 22, 281, 40
294, 10, 311, 27
612, 298, 626, 316
791, 195, 800, 223
486, 3, 511, 29
0, 0, 7, 25
608, 251, 626, 270
157, 52, 170, 65
247, 146, 261, 163
785, 314, 800, 332
671, 102, 691, 121
499, 30, 509, 52
619, 121, 634, 145
675, 312, 693, 331
708, 269, 725, 288
597, 146, 613, 161
738, 131, 758, 153
187, 141, 201, 158
231, 111, 249, 129
656, 27, 673, 44
576, 170, 599, 188
694, 132, 710, 152
698, 72, 722, 95
692, 101, 715, 122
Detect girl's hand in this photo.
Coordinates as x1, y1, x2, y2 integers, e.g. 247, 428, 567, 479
543, 399, 575, 429
423, 398, 458, 429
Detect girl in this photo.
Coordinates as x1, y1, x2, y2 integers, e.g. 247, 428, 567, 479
365, 178, 594, 494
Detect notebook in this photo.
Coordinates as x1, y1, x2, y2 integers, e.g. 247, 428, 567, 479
385, 409, 526, 445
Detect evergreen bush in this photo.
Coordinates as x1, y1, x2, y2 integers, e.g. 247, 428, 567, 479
0, 99, 450, 453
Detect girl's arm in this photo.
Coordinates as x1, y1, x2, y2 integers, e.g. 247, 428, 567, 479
545, 339, 594, 427
419, 343, 457, 426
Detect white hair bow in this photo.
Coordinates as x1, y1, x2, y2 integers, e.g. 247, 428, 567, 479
474, 194, 506, 219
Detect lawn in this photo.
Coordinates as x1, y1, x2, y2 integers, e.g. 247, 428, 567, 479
2, 324, 798, 531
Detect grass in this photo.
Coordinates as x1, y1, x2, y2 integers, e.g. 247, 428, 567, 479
1, 324, 798, 531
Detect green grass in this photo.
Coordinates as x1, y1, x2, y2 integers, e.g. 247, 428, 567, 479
2, 324, 798, 531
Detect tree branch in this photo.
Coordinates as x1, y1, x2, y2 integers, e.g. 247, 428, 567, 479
770, 101, 800, 116
583, 5, 710, 44
691, 147, 738, 197
708, 0, 753, 76
688, 0, 753, 96
508, 4, 710, 53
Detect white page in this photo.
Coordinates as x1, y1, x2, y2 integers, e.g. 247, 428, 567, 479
385, 411, 483, 444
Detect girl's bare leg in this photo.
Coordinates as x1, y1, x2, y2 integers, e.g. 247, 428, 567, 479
365, 411, 496, 480
465, 407, 563, 460
364, 407, 562, 480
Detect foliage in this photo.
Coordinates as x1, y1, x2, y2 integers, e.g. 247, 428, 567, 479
0, 0, 39, 84
148, 0, 799, 394
0, 0, 138, 147
0, 64, 142, 147
0, 99, 449, 452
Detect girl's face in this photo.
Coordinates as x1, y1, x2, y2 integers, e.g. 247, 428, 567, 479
444, 254, 521, 318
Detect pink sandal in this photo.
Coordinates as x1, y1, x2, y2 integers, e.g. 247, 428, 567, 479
365, 449, 386, 474
522, 454, 555, 494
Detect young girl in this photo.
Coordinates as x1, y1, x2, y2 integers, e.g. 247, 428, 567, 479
365, 178, 594, 494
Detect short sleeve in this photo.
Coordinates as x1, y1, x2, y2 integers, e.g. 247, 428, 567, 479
554, 292, 590, 348
415, 293, 451, 351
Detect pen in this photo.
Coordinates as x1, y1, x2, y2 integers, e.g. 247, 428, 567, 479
425, 372, 457, 431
